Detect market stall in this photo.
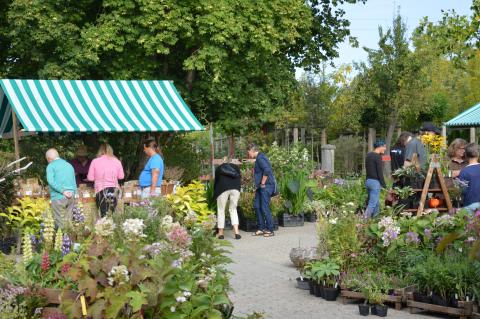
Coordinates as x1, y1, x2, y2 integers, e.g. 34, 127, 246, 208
0, 79, 204, 202
445, 101, 480, 143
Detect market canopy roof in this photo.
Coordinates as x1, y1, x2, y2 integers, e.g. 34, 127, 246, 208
445, 102, 480, 128
0, 79, 203, 137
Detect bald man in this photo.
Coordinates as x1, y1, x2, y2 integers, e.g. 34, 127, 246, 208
46, 148, 77, 229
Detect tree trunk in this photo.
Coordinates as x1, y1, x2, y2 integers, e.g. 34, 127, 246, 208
293, 127, 299, 144
385, 112, 399, 153
185, 70, 195, 92
228, 135, 235, 159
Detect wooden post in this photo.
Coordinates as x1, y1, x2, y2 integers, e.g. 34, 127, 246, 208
285, 128, 289, 149
368, 128, 375, 152
321, 128, 327, 146
209, 124, 215, 180
442, 125, 447, 141
12, 111, 20, 169
293, 127, 299, 144
228, 135, 235, 159
300, 128, 305, 144
470, 127, 476, 143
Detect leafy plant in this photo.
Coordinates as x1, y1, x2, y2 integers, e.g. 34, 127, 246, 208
310, 259, 340, 287
280, 173, 311, 216
393, 186, 414, 200
167, 181, 215, 224
0, 198, 49, 234
238, 192, 256, 220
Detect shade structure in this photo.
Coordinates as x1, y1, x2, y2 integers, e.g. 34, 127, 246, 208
445, 102, 480, 128
0, 79, 203, 136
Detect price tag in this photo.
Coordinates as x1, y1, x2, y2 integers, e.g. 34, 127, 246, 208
25, 191, 32, 196
83, 193, 90, 198
125, 192, 132, 198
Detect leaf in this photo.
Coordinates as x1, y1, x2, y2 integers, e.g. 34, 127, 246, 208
105, 295, 128, 319
212, 294, 230, 306
205, 309, 223, 319
89, 299, 107, 319
436, 231, 462, 254
126, 291, 147, 313
189, 305, 210, 317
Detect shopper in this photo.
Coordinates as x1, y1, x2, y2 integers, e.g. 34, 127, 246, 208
45, 148, 77, 229
458, 143, 480, 213
365, 140, 387, 218
404, 122, 440, 168
87, 143, 124, 217
139, 138, 164, 198
70, 145, 92, 186
248, 143, 276, 237
214, 158, 242, 240
447, 138, 467, 178
390, 132, 413, 172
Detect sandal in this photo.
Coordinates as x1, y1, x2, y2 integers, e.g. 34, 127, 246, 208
252, 230, 264, 236
263, 231, 275, 237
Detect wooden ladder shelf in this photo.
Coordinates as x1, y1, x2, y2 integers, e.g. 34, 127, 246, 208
416, 154, 453, 216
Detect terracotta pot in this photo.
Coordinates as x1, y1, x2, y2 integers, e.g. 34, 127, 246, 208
429, 198, 440, 208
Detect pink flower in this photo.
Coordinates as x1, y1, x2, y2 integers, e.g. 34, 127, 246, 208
167, 224, 192, 250
41, 252, 50, 272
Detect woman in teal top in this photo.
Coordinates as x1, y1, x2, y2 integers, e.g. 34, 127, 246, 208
139, 139, 164, 198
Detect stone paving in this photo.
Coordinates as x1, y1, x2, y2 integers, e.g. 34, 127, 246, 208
226, 222, 431, 319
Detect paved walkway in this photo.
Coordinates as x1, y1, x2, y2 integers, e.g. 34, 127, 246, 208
226, 222, 430, 319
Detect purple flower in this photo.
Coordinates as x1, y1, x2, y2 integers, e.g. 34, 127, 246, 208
406, 231, 420, 244
61, 234, 71, 256
72, 206, 85, 223
334, 178, 345, 186
424, 228, 432, 240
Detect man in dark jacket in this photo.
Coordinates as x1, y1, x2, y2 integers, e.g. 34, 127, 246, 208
247, 143, 276, 237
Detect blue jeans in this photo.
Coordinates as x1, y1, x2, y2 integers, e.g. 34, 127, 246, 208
254, 187, 274, 232
365, 179, 381, 218
464, 202, 480, 214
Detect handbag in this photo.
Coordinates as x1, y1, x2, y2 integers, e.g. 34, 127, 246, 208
218, 164, 240, 178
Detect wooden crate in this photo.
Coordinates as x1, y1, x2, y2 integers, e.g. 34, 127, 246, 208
406, 292, 473, 319
341, 289, 403, 310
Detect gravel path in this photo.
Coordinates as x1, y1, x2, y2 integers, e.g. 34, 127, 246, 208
226, 222, 431, 319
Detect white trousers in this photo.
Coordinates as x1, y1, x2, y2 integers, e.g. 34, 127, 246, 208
217, 189, 240, 229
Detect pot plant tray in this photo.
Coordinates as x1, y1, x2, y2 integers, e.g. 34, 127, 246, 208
406, 292, 473, 319
340, 289, 403, 310
239, 217, 279, 232
279, 213, 304, 227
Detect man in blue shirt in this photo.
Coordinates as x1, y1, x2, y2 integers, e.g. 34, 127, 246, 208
248, 143, 276, 237
458, 143, 480, 213
139, 138, 164, 198
45, 148, 77, 229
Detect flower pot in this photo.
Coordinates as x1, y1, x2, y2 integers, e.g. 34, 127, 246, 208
304, 212, 317, 222
308, 280, 315, 295
413, 292, 432, 304
449, 295, 459, 308
279, 213, 304, 227
358, 304, 370, 316
313, 282, 323, 298
323, 287, 339, 301
431, 293, 448, 307
371, 305, 377, 315
374, 304, 388, 317
296, 277, 310, 290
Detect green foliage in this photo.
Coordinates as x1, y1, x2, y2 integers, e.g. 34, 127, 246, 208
167, 181, 215, 224
307, 259, 340, 287
0, 198, 49, 234
280, 173, 311, 216
267, 142, 314, 180
331, 136, 364, 176
238, 192, 255, 220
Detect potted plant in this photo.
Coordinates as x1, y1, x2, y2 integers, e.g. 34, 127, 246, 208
393, 186, 415, 208
238, 192, 258, 232
370, 289, 388, 317
312, 259, 340, 301
279, 173, 310, 227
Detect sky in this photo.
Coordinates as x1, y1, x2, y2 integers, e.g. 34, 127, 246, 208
326, 0, 473, 71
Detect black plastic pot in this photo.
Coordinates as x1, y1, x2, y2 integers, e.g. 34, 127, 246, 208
374, 305, 388, 317
279, 213, 304, 227
358, 304, 370, 316
296, 277, 310, 290
431, 293, 448, 307
413, 292, 432, 304
323, 287, 339, 301
370, 305, 377, 315
449, 296, 459, 308
308, 280, 315, 295
313, 283, 323, 298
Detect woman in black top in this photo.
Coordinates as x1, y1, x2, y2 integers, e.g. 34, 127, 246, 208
365, 140, 387, 218
214, 160, 241, 239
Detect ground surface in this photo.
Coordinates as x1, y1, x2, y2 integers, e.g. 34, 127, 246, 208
226, 222, 432, 319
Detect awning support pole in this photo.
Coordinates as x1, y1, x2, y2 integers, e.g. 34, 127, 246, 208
209, 124, 215, 180
470, 127, 476, 143
12, 111, 20, 169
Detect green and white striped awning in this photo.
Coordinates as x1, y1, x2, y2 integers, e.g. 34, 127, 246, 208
445, 102, 480, 128
0, 79, 203, 136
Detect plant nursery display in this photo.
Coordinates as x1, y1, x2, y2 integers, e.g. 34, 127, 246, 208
0, 182, 234, 319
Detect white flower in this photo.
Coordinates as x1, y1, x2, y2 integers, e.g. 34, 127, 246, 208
162, 215, 174, 229
95, 217, 116, 237
183, 290, 191, 297
107, 265, 129, 286
329, 218, 337, 225
170, 306, 176, 312
176, 296, 187, 303
122, 218, 147, 239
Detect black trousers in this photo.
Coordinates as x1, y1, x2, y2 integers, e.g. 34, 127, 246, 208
95, 187, 118, 217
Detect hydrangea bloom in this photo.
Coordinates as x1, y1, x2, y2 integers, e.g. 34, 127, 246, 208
424, 228, 432, 240
144, 242, 167, 256
95, 217, 116, 237
167, 223, 192, 250
107, 265, 129, 286
378, 217, 400, 247
122, 218, 147, 239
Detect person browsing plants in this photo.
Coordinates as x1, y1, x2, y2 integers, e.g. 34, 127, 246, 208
458, 143, 480, 213
214, 158, 242, 240
45, 148, 77, 229
365, 140, 387, 218
248, 143, 277, 237
139, 138, 164, 198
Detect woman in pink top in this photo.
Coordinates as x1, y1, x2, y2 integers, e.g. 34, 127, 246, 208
87, 143, 124, 216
